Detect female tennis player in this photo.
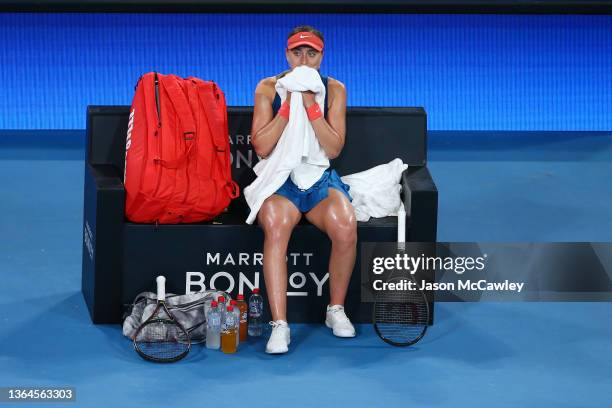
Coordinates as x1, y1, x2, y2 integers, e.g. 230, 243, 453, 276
251, 26, 357, 354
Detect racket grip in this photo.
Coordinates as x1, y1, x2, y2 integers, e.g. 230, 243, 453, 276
397, 203, 406, 243
156, 275, 166, 301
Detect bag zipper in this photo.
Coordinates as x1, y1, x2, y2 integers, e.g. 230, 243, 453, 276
152, 73, 164, 216
182, 80, 197, 212
154, 72, 161, 129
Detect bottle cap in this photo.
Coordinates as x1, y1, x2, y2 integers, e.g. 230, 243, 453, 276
211, 301, 218, 307
237, 294, 244, 300
230, 300, 237, 305
227, 305, 234, 312
217, 296, 225, 303
253, 288, 260, 294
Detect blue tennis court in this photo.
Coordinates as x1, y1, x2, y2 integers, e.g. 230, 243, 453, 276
1, 132, 611, 407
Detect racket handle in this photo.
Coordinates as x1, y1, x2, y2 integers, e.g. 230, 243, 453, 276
397, 203, 406, 243
156, 275, 166, 301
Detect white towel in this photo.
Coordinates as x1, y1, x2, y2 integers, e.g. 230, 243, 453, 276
341, 158, 408, 222
244, 66, 329, 224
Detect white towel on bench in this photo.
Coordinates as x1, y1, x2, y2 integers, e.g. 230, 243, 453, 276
244, 66, 328, 224
341, 158, 408, 222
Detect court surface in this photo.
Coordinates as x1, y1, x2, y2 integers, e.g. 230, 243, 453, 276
1, 131, 611, 407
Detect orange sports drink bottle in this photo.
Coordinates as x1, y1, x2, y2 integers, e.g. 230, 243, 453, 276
236, 294, 248, 342
229, 300, 240, 347
221, 305, 237, 354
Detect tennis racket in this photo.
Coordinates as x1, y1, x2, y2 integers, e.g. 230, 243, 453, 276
372, 273, 430, 347
133, 276, 191, 362
372, 214, 430, 346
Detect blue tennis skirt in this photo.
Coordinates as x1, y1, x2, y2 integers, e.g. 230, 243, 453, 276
275, 168, 353, 213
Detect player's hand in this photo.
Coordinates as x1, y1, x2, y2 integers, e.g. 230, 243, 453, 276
302, 91, 316, 108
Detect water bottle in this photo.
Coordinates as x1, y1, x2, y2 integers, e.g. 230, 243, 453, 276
230, 300, 241, 347
206, 301, 221, 350
217, 295, 227, 322
248, 288, 263, 337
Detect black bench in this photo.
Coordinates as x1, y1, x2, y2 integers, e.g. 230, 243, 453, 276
81, 106, 438, 324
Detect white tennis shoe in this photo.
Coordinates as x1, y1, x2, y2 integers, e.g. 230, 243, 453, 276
325, 305, 356, 337
265, 320, 290, 354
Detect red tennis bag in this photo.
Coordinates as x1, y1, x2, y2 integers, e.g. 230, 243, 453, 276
124, 72, 239, 223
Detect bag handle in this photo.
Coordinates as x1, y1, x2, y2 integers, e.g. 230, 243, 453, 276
153, 143, 195, 169
226, 180, 240, 199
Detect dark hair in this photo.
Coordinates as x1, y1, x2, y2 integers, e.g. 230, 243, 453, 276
287, 25, 324, 43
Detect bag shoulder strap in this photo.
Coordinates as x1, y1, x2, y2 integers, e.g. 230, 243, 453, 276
152, 75, 198, 169
158, 74, 196, 137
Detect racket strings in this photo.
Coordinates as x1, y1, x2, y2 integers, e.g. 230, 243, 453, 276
375, 302, 428, 341
374, 281, 429, 345
134, 320, 190, 362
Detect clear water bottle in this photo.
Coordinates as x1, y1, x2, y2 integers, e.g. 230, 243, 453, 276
230, 300, 241, 347
248, 288, 263, 337
206, 301, 221, 350
217, 295, 227, 322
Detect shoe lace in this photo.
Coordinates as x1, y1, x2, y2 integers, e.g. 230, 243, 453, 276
329, 306, 351, 324
269, 320, 286, 330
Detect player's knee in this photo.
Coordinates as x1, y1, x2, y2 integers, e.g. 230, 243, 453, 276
259, 206, 297, 241
327, 212, 357, 247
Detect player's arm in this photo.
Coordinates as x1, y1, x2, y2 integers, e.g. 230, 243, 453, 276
251, 79, 290, 159
303, 79, 346, 159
